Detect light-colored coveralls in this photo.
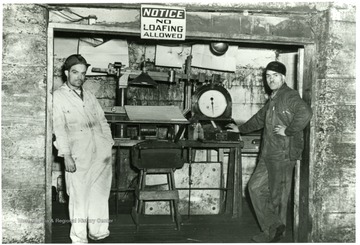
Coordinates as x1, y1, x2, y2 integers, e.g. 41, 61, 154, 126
53, 83, 114, 243
239, 83, 312, 235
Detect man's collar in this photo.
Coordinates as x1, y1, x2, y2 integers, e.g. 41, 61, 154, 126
270, 83, 287, 99
64, 82, 83, 92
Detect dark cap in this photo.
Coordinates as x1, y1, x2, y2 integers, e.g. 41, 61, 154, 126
64, 54, 90, 70
265, 61, 286, 76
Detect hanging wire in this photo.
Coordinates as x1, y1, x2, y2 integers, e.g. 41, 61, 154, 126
177, 46, 185, 56
43, 5, 96, 23
50, 11, 75, 22
61, 12, 90, 23
64, 7, 88, 19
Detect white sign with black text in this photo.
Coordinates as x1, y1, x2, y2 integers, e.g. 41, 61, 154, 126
141, 5, 186, 40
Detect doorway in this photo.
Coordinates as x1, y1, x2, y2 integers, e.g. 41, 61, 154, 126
45, 23, 314, 243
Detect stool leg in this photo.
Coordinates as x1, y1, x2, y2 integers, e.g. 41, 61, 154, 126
137, 171, 146, 215
167, 172, 175, 222
170, 170, 182, 231
133, 168, 182, 231
173, 199, 181, 231
132, 170, 145, 231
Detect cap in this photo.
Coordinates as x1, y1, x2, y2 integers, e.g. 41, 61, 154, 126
265, 61, 286, 76
63, 54, 90, 70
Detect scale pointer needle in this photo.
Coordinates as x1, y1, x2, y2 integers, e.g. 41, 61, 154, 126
211, 97, 214, 115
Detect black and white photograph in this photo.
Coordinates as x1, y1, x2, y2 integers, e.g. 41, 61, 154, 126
1, 0, 357, 243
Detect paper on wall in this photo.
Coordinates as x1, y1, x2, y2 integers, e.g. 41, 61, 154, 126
155, 45, 191, 68
236, 48, 275, 67
191, 44, 238, 72
79, 39, 129, 76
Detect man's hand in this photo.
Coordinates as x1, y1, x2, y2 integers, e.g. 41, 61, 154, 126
64, 155, 77, 173
273, 125, 287, 136
226, 123, 240, 133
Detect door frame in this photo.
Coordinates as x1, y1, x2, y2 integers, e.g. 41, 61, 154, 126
45, 22, 315, 243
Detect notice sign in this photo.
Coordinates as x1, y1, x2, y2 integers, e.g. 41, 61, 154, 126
141, 5, 186, 40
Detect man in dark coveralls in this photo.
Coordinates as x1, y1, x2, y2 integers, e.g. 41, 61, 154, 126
227, 61, 312, 242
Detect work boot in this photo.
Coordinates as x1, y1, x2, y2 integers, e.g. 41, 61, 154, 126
269, 223, 286, 242
251, 232, 272, 243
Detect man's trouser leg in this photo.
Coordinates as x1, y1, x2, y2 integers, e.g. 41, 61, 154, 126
87, 163, 112, 239
266, 157, 296, 237
65, 138, 113, 243
278, 160, 296, 227
248, 158, 277, 233
87, 138, 113, 240
248, 157, 295, 233
66, 172, 90, 243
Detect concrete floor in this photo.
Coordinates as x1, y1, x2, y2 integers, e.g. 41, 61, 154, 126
51, 194, 294, 243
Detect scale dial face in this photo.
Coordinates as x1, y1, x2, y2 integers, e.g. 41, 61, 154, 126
198, 90, 228, 118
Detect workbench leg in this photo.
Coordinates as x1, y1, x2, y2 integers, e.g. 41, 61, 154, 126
233, 147, 242, 218
225, 148, 235, 215
218, 149, 225, 213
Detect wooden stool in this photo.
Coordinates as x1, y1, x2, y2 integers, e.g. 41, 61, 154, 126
132, 168, 182, 231
130, 140, 185, 231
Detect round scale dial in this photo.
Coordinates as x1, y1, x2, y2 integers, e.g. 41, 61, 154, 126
198, 90, 228, 118
192, 84, 232, 120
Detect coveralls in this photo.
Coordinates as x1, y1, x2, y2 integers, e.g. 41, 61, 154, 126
239, 83, 312, 234
53, 83, 114, 243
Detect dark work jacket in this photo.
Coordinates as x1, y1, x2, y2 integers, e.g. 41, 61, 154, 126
239, 83, 312, 161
